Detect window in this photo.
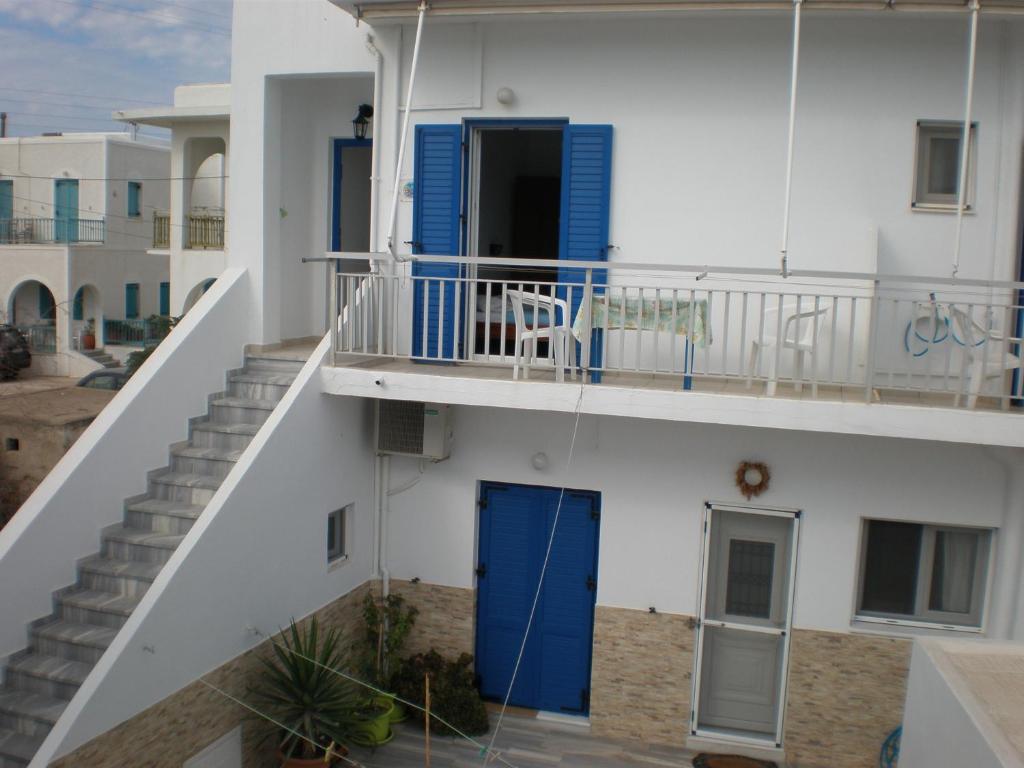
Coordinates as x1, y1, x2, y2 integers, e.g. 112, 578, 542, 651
127, 181, 141, 217
327, 505, 350, 563
125, 283, 140, 319
72, 287, 84, 321
913, 121, 977, 210
856, 519, 991, 628
159, 282, 170, 316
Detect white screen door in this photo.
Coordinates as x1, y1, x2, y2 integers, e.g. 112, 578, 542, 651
691, 503, 800, 747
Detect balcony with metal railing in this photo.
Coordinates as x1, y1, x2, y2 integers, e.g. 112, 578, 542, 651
186, 213, 224, 250
16, 324, 57, 354
0, 217, 105, 245
321, 254, 1024, 448
103, 318, 171, 348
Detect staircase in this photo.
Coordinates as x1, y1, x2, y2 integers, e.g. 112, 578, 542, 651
80, 349, 119, 369
0, 351, 305, 768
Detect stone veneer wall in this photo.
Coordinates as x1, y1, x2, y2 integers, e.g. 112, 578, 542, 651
50, 581, 374, 768
589, 605, 695, 745
587, 606, 912, 768
783, 629, 912, 768
388, 579, 475, 658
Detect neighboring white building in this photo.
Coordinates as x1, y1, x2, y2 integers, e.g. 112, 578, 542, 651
2, 2, 1024, 768
0, 133, 170, 376
114, 83, 230, 316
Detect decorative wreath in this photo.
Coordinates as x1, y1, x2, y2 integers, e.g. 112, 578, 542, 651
735, 461, 770, 500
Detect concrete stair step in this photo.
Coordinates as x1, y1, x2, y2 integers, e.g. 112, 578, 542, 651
29, 620, 117, 665
149, 471, 221, 505
0, 727, 45, 767
189, 420, 259, 451
54, 587, 141, 628
4, 653, 92, 700
77, 554, 160, 596
208, 397, 277, 427
0, 689, 66, 737
101, 524, 184, 564
170, 445, 243, 479
124, 499, 204, 535
242, 354, 306, 374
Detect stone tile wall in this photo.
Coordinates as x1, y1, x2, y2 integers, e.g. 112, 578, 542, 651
388, 579, 475, 658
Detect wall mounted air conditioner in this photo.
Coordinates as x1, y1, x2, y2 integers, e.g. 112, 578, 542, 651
376, 401, 453, 460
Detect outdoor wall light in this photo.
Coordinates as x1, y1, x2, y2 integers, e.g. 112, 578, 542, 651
531, 452, 549, 471
352, 103, 374, 140
496, 87, 516, 106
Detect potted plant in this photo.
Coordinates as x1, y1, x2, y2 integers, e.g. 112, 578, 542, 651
251, 617, 361, 767
81, 318, 96, 350
350, 695, 395, 746
360, 592, 418, 723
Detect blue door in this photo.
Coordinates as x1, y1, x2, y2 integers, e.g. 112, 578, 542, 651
475, 482, 600, 714
558, 126, 613, 381
159, 282, 170, 316
411, 125, 463, 362
54, 179, 79, 242
0, 180, 12, 222
125, 283, 140, 319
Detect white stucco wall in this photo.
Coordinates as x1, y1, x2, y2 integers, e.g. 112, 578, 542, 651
382, 405, 1024, 640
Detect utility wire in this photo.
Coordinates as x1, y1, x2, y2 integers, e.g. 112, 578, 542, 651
161, 0, 233, 21
7, 174, 227, 182
0, 86, 167, 106
49, 0, 232, 35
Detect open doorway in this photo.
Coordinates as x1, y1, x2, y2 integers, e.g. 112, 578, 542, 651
469, 127, 563, 355
332, 139, 372, 253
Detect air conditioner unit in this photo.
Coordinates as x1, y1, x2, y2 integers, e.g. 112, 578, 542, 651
376, 401, 453, 460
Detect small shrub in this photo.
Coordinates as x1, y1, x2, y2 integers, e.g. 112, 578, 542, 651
359, 592, 417, 687
391, 651, 490, 737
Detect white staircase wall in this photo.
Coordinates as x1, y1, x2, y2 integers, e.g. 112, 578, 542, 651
0, 268, 251, 663
41, 336, 374, 763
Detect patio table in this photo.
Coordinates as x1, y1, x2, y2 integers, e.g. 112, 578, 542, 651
570, 293, 712, 388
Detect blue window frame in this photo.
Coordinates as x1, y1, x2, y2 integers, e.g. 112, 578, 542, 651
125, 283, 140, 319
73, 287, 84, 321
127, 181, 141, 217
159, 282, 170, 316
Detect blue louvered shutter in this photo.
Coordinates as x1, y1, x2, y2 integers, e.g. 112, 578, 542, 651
411, 125, 462, 362
159, 282, 170, 316
72, 287, 84, 321
125, 283, 140, 319
558, 126, 613, 377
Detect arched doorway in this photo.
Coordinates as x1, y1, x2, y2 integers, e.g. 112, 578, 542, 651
184, 138, 226, 250
182, 277, 217, 314
71, 284, 103, 350
7, 280, 57, 353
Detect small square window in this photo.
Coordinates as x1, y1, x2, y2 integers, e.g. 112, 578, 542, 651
327, 505, 350, 563
4, 438, 18, 451
127, 181, 142, 218
856, 519, 991, 628
913, 121, 977, 210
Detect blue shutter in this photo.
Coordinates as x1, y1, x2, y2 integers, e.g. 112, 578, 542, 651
72, 287, 84, 321
0, 180, 12, 222
159, 282, 170, 316
125, 283, 140, 319
127, 182, 141, 217
54, 179, 79, 242
558, 126, 613, 380
411, 125, 462, 361
38, 286, 55, 321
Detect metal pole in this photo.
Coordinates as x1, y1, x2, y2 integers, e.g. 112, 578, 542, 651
386, 1, 428, 258
779, 0, 803, 278
953, 0, 980, 278
0, 113, 6, 138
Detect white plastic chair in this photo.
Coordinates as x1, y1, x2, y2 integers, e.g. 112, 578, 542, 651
747, 303, 831, 396
949, 308, 1021, 409
506, 289, 576, 383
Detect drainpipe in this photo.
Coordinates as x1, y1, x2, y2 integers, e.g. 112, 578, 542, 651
366, 35, 384, 256
380, 454, 392, 597
385, 1, 428, 258
779, 0, 803, 279
953, 0, 981, 278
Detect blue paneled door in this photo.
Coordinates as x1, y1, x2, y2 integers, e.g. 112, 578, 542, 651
159, 282, 170, 316
557, 126, 613, 382
411, 125, 463, 362
0, 180, 12, 221
54, 179, 79, 242
475, 482, 601, 714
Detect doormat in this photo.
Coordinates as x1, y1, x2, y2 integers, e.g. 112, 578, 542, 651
692, 755, 778, 768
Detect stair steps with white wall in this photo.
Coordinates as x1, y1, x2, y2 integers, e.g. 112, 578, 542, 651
80, 349, 119, 369
0, 351, 304, 768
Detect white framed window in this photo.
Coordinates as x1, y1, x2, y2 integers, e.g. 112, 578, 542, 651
912, 121, 977, 211
855, 519, 992, 630
327, 505, 350, 563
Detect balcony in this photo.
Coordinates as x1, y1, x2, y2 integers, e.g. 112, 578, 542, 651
153, 213, 170, 249
186, 213, 224, 250
0, 217, 105, 245
322, 255, 1024, 447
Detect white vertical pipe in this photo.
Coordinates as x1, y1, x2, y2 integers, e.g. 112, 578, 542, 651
381, 454, 391, 597
386, 1, 428, 257
953, 0, 981, 278
779, 0, 803, 278
366, 35, 384, 256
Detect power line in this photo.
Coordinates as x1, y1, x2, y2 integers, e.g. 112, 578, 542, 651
0, 97, 137, 112
160, 0, 233, 22
0, 87, 167, 106
49, 0, 232, 35
3, 111, 132, 124
8, 174, 227, 182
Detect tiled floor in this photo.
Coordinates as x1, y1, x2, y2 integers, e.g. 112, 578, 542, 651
347, 712, 699, 768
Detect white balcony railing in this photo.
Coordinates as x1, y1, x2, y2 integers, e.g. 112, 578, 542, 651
327, 254, 1024, 412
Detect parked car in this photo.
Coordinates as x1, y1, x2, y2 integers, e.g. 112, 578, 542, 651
76, 367, 129, 391
0, 325, 31, 380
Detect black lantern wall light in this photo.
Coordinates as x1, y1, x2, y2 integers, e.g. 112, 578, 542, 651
352, 104, 374, 140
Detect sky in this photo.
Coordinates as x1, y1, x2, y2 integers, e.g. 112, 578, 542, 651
0, 0, 233, 139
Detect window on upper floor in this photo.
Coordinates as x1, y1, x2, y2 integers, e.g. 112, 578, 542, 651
913, 121, 977, 211
327, 505, 350, 563
127, 181, 142, 218
856, 518, 992, 629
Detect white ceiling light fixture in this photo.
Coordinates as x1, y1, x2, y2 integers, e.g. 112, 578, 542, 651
496, 86, 516, 106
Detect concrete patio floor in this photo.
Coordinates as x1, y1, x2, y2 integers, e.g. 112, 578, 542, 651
347, 712, 700, 768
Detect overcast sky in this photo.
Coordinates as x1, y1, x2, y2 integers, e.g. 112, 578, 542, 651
0, 0, 233, 139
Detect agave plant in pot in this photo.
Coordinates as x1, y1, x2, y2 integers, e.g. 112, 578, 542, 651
251, 617, 361, 767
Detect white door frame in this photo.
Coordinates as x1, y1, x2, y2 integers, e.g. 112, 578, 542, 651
690, 501, 801, 748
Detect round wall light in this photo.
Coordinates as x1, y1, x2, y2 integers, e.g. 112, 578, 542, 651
531, 452, 549, 471
496, 87, 516, 106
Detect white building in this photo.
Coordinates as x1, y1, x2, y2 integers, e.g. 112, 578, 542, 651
1, 2, 1024, 767
0, 133, 171, 376
114, 84, 230, 317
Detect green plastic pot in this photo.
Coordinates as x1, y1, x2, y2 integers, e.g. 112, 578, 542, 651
351, 699, 395, 746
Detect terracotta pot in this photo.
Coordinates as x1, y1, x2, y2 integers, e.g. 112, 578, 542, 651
82, 334, 96, 350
